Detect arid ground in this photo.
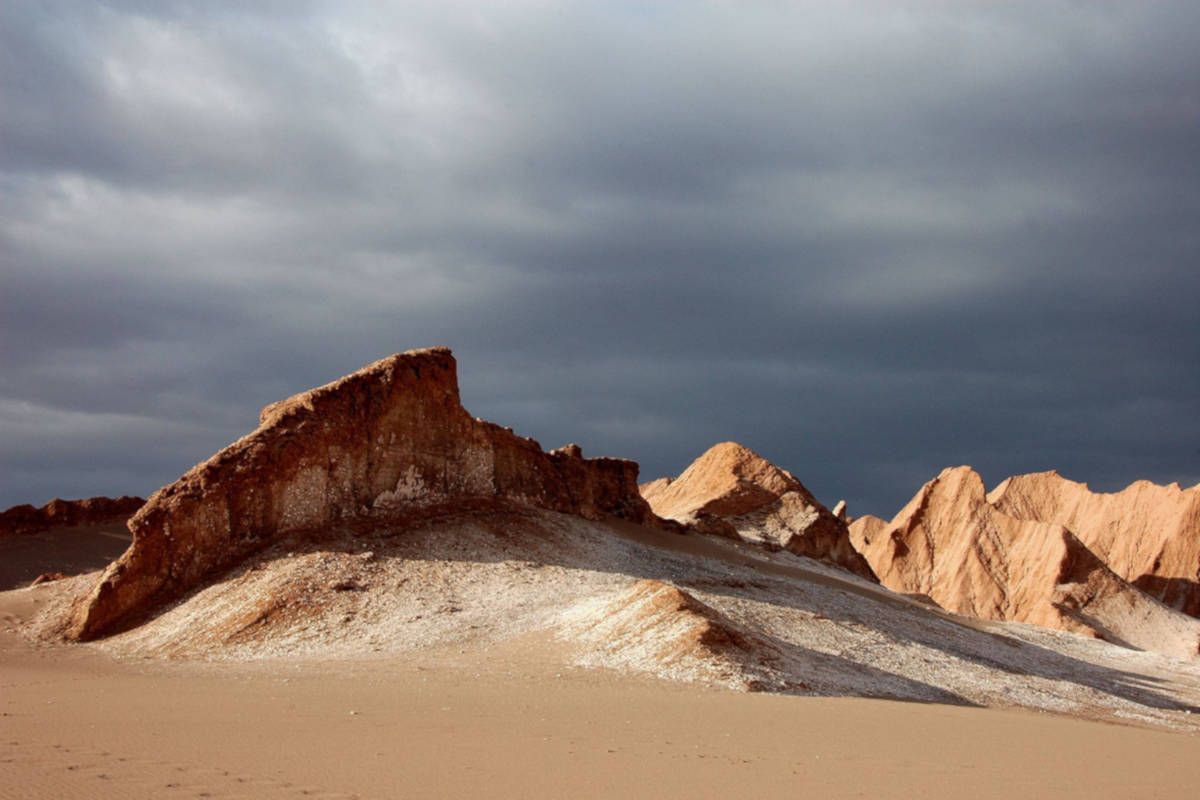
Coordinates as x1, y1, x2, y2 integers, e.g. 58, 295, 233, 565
4, 522, 1199, 800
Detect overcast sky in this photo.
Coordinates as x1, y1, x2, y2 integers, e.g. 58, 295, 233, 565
2, 1, 1198, 515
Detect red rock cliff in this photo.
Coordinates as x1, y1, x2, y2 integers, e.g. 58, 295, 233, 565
69, 347, 653, 640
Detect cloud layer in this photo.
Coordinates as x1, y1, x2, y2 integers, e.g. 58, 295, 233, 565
3, 1, 1198, 514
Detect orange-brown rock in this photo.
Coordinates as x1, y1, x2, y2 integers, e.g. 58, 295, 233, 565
988, 471, 1200, 617
0, 496, 145, 536
853, 467, 1200, 658
69, 347, 654, 640
31, 572, 68, 586
641, 442, 875, 580
847, 513, 887, 555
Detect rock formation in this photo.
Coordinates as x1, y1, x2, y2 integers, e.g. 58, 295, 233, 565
851, 467, 1200, 658
988, 471, 1200, 617
0, 496, 145, 536
68, 347, 654, 640
846, 513, 887, 555
640, 442, 875, 580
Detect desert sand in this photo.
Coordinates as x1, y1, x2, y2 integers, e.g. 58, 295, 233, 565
3, 579, 1200, 799
4, 347, 1200, 798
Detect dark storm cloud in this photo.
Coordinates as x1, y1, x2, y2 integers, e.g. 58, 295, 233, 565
2, 1, 1198, 513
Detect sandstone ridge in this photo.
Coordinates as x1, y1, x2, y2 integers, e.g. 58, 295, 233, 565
641, 442, 875, 580
850, 467, 1200, 658
0, 496, 145, 536
988, 471, 1200, 617
69, 347, 654, 640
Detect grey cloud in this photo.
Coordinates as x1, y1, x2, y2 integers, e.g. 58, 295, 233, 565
1, 1, 1197, 513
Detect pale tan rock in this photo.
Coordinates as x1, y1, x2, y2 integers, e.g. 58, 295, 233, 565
68, 347, 654, 640
847, 514, 886, 555
853, 466, 1200, 657
637, 477, 674, 506
989, 471, 1200, 616
640, 442, 874, 579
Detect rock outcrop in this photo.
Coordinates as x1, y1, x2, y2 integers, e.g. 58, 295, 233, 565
847, 513, 887, 555
640, 442, 875, 580
988, 471, 1200, 617
852, 467, 1200, 658
68, 347, 654, 640
0, 496, 145, 536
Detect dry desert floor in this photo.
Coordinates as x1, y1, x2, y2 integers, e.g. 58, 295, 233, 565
3, 521, 1200, 799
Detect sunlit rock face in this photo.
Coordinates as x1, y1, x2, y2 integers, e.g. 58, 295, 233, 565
641, 441, 875, 580
850, 467, 1200, 658
69, 347, 653, 640
988, 471, 1200, 617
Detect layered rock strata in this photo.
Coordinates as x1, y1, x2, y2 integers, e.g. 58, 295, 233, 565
69, 347, 653, 640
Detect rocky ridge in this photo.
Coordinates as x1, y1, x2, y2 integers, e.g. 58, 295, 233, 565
68, 347, 654, 640
849, 467, 1200, 658
0, 496, 145, 536
641, 442, 874, 580
988, 471, 1200, 616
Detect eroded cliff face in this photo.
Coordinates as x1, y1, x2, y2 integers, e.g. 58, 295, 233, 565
641, 442, 875, 580
69, 347, 653, 640
852, 467, 1200, 658
0, 496, 145, 536
988, 472, 1200, 617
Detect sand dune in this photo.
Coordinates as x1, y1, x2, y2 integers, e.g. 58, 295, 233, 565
5, 606, 1200, 800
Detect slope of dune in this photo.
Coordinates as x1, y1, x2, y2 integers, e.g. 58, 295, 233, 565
989, 471, 1200, 616
18, 503, 1200, 731
0, 498, 140, 591
640, 442, 873, 579
851, 467, 1200, 659
559, 578, 787, 691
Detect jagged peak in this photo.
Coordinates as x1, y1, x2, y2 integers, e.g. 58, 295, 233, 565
914, 466, 987, 504
990, 468, 1200, 504
677, 441, 801, 495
